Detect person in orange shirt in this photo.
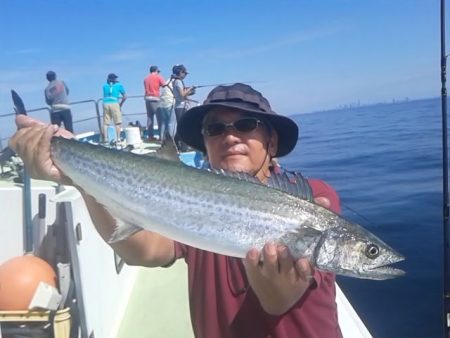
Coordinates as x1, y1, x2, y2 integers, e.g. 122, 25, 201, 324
143, 65, 165, 141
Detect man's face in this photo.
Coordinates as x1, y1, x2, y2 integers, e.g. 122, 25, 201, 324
203, 108, 278, 180
180, 71, 187, 79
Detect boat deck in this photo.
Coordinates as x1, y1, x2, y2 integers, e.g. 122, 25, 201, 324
116, 261, 372, 338
117, 261, 194, 338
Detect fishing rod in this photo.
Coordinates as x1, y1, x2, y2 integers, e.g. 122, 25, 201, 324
192, 81, 264, 89
10, 89, 34, 253
441, 0, 450, 336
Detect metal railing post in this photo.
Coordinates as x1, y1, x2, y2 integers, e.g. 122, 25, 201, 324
95, 99, 102, 133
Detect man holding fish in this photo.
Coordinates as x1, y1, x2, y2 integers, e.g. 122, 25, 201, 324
10, 83, 403, 337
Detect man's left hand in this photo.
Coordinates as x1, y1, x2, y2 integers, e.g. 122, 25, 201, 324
242, 243, 314, 315
242, 196, 330, 315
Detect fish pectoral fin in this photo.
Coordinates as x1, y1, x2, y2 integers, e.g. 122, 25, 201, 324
298, 219, 324, 232
108, 218, 144, 243
291, 227, 322, 240
281, 227, 323, 254
51, 187, 82, 203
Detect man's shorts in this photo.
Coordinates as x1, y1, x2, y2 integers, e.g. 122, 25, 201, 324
103, 103, 122, 125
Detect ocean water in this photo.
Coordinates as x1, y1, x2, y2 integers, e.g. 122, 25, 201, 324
282, 98, 442, 338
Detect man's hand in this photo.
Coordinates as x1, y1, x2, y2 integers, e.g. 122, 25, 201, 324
242, 243, 314, 315
119, 95, 127, 108
8, 115, 73, 184
186, 86, 196, 96
242, 196, 331, 315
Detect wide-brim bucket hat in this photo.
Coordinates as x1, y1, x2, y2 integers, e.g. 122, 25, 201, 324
177, 83, 299, 157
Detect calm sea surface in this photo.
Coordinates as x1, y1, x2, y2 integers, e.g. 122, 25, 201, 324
283, 98, 442, 338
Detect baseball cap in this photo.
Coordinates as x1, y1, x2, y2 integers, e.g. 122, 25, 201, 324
172, 64, 189, 75
107, 73, 119, 81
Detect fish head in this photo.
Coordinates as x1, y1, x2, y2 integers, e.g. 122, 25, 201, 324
314, 228, 405, 280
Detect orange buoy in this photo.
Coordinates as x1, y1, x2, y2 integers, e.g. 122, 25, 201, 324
0, 255, 57, 311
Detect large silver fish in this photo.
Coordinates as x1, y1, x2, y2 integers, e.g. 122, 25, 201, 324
50, 137, 405, 280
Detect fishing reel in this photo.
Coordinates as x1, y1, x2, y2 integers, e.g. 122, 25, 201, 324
0, 152, 24, 181
187, 86, 196, 96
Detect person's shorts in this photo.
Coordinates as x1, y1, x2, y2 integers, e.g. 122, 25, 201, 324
103, 103, 122, 125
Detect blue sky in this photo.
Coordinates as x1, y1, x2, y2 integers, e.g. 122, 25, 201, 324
0, 0, 441, 138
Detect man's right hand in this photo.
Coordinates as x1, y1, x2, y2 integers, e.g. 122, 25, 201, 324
8, 115, 73, 185
9, 116, 176, 268
187, 86, 196, 96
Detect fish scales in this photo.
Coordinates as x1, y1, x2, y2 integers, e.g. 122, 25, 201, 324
50, 137, 405, 280
54, 138, 314, 254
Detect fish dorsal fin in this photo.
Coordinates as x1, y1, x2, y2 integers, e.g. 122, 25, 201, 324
267, 171, 314, 202
268, 172, 290, 193
205, 168, 314, 202
154, 135, 180, 162
207, 168, 262, 184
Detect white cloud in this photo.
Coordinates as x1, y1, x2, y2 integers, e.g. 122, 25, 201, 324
6, 48, 41, 56
164, 36, 196, 45
199, 23, 349, 59
105, 48, 152, 62
0, 69, 46, 96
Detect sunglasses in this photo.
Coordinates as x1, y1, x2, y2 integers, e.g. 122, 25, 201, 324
202, 117, 264, 137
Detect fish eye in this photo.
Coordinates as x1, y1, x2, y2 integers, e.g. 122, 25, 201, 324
365, 244, 380, 259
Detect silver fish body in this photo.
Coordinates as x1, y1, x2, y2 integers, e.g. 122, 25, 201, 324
50, 137, 405, 280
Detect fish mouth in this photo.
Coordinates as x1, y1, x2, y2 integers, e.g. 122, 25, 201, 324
362, 255, 406, 280
365, 266, 406, 280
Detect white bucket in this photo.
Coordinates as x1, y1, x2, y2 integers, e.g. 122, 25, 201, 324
125, 127, 142, 146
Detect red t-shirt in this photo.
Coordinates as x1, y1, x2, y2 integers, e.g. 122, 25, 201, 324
144, 73, 165, 97
174, 179, 343, 338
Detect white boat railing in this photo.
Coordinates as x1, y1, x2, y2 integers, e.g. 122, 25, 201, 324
0, 95, 155, 150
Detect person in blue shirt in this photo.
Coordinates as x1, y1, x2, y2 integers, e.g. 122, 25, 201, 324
102, 73, 127, 143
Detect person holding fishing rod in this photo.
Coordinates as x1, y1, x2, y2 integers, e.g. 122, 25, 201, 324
171, 64, 196, 151
9, 83, 342, 338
